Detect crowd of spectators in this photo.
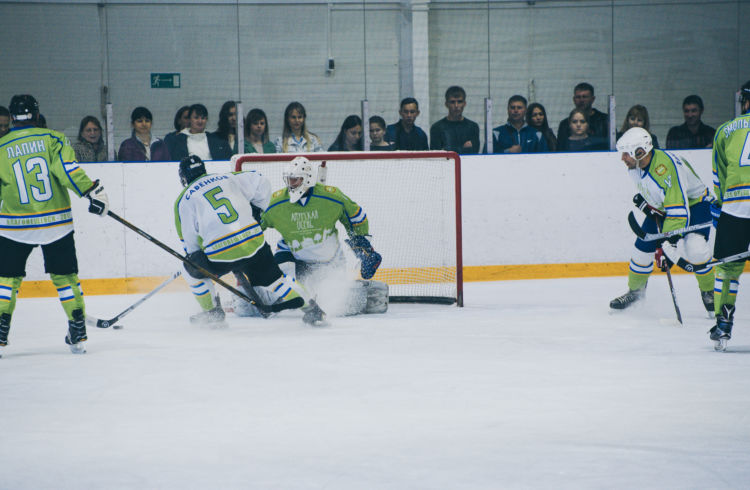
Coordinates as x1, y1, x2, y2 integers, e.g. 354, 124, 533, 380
7, 81, 718, 162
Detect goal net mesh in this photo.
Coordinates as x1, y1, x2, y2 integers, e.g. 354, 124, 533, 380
233, 151, 463, 305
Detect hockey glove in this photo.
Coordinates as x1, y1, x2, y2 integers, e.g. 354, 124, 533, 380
346, 234, 382, 280
655, 245, 675, 272
84, 180, 109, 217
633, 194, 665, 220
184, 250, 212, 279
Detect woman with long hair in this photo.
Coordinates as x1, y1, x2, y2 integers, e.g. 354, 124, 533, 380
617, 104, 660, 148
525, 102, 557, 152
274, 101, 322, 153
244, 108, 276, 154
328, 114, 363, 151
73, 115, 108, 162
215, 100, 239, 155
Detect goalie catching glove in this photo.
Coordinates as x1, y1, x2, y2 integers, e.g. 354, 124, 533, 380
84, 179, 109, 217
346, 234, 382, 280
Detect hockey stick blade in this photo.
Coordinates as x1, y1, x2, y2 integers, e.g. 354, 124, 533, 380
669, 246, 750, 273
85, 270, 182, 328
627, 211, 711, 241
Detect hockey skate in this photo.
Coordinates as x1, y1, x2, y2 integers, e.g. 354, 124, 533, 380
190, 303, 227, 327
701, 290, 715, 318
709, 304, 734, 352
0, 313, 9, 358
609, 288, 645, 310
302, 299, 327, 326
65, 309, 87, 354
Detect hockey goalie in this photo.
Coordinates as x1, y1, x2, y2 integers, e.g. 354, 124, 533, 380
233, 156, 387, 317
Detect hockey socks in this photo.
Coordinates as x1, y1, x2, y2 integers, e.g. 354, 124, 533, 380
0, 276, 23, 318
713, 263, 742, 317
51, 274, 86, 322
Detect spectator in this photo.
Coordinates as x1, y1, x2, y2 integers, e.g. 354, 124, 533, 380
430, 86, 480, 154
666, 95, 716, 149
557, 82, 609, 146
385, 97, 429, 151
170, 106, 191, 137
73, 115, 108, 162
616, 104, 660, 149
274, 102, 323, 153
215, 100, 239, 155
328, 115, 363, 151
526, 102, 557, 152
369, 116, 395, 150
165, 103, 232, 161
486, 95, 538, 154
244, 108, 276, 154
0, 106, 10, 137
558, 108, 608, 152
117, 106, 170, 162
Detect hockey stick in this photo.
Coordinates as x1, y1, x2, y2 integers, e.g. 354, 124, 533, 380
654, 221, 683, 325
85, 270, 181, 329
104, 210, 277, 314
663, 245, 750, 273
627, 211, 711, 241
232, 271, 272, 318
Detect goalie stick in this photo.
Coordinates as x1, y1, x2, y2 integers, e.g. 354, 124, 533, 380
85, 270, 181, 329
103, 210, 282, 314
627, 211, 712, 241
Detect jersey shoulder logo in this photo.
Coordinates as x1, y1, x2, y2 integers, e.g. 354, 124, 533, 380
272, 189, 285, 198
325, 185, 336, 194
655, 164, 668, 176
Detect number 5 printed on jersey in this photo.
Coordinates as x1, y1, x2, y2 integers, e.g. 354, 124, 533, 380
204, 186, 238, 224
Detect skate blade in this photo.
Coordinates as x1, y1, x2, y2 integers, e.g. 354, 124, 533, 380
68, 342, 87, 354
713, 338, 728, 352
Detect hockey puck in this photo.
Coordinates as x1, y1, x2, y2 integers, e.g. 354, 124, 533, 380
112, 324, 123, 330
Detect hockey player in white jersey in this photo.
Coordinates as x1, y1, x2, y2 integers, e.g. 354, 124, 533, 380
174, 155, 325, 326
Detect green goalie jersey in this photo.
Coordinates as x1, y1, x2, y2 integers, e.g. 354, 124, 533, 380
0, 126, 95, 244
261, 183, 369, 263
712, 112, 750, 218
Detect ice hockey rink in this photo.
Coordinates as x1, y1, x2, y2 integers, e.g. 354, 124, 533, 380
2, 274, 750, 489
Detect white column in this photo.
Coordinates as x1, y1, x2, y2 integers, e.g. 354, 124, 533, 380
399, 1, 430, 127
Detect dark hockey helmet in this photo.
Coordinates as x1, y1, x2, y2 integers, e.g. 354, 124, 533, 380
179, 155, 207, 186
740, 80, 750, 111
8, 94, 39, 122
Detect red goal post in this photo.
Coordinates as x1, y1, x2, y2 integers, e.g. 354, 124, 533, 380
232, 151, 463, 306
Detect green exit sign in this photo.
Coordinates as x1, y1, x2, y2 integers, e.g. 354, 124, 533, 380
151, 73, 180, 89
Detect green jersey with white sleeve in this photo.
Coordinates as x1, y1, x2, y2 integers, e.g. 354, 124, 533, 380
261, 183, 369, 263
628, 149, 710, 233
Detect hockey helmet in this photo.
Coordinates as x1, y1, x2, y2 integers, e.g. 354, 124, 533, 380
616, 127, 653, 161
283, 156, 315, 203
740, 80, 750, 112
179, 155, 207, 186
9, 94, 39, 122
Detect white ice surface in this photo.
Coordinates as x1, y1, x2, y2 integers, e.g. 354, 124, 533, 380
2, 275, 750, 489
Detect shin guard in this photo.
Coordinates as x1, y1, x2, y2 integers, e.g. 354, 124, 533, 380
51, 274, 86, 321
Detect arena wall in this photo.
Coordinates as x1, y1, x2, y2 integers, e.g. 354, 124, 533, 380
19, 149, 714, 296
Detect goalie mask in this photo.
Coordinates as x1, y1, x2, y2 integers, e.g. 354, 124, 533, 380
616, 127, 653, 161
283, 156, 315, 203
9, 94, 39, 122
179, 155, 207, 186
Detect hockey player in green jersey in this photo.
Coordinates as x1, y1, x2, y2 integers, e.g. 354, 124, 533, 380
610, 127, 715, 313
173, 155, 325, 326
253, 156, 385, 316
0, 95, 110, 356
707, 80, 750, 350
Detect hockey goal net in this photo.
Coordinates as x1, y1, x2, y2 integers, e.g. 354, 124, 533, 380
232, 151, 463, 306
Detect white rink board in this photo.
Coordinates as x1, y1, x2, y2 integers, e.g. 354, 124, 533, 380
20, 149, 714, 280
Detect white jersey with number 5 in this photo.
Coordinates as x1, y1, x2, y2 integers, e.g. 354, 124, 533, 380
174, 171, 271, 262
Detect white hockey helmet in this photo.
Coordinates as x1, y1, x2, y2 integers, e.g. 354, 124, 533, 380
283, 156, 315, 203
616, 127, 653, 161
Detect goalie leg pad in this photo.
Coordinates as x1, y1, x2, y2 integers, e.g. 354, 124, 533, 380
345, 280, 389, 315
